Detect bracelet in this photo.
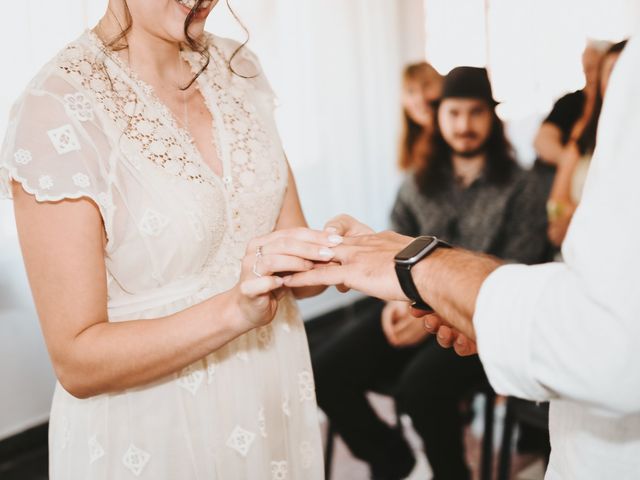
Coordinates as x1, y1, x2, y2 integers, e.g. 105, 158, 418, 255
546, 199, 566, 222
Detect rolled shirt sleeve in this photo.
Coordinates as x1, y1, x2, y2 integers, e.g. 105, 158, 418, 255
474, 261, 640, 416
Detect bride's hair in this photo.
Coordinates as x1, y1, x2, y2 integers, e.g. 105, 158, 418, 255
107, 0, 254, 90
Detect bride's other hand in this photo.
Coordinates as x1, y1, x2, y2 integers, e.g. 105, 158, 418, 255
232, 228, 343, 329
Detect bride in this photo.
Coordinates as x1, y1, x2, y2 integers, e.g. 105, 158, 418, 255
0, 0, 334, 478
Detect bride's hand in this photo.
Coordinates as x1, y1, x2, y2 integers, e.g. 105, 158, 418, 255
232, 228, 343, 330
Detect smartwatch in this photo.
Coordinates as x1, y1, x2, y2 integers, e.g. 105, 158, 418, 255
394, 236, 451, 312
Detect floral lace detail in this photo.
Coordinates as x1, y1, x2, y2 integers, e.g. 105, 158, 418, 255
47, 124, 81, 154
187, 41, 280, 200
88, 435, 105, 464
177, 362, 205, 395
122, 443, 151, 476
226, 425, 256, 457
57, 36, 211, 186
63, 92, 94, 121
298, 370, 315, 402
13, 149, 32, 165
271, 460, 288, 480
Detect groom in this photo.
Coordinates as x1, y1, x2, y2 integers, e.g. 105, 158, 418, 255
286, 35, 640, 479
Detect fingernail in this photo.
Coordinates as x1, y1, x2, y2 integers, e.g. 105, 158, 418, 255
456, 337, 465, 345
328, 234, 343, 245
424, 321, 432, 330
319, 248, 334, 259
325, 226, 338, 233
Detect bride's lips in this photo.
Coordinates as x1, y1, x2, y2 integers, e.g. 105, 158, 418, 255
174, 0, 214, 20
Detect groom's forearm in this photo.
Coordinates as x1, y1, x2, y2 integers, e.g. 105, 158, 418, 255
413, 248, 502, 339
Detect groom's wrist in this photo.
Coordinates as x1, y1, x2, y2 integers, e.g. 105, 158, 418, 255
411, 247, 452, 307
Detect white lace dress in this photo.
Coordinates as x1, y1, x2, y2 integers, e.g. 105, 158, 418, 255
0, 31, 323, 479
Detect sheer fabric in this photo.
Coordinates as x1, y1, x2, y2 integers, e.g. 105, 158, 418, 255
0, 31, 323, 479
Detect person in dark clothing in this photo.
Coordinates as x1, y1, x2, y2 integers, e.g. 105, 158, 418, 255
311, 67, 549, 480
532, 40, 611, 199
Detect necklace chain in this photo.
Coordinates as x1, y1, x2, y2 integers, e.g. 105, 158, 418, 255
180, 48, 190, 132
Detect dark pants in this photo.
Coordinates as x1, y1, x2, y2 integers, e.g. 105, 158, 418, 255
310, 300, 489, 480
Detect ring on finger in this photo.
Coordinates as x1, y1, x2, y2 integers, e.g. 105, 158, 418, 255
253, 246, 264, 277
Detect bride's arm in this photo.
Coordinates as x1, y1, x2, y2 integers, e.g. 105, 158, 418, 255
12, 182, 332, 399
274, 161, 334, 299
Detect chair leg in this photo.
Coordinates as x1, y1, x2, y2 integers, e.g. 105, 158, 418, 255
481, 392, 495, 480
324, 421, 336, 480
498, 400, 516, 480
393, 401, 404, 432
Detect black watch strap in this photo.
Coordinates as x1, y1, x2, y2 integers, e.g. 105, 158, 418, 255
394, 237, 451, 312
395, 263, 433, 312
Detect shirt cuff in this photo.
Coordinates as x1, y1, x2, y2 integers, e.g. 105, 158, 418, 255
474, 263, 564, 401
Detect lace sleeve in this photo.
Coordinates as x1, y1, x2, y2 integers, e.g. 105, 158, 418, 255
213, 35, 277, 109
0, 75, 113, 220
238, 47, 277, 107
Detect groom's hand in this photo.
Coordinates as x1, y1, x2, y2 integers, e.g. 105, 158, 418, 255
321, 215, 375, 292
284, 229, 414, 303
324, 214, 375, 237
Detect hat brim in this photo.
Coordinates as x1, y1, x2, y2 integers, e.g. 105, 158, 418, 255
430, 97, 499, 108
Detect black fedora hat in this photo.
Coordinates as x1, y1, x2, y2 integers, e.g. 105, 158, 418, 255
435, 66, 498, 106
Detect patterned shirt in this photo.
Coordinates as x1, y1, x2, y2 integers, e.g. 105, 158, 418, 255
390, 163, 549, 264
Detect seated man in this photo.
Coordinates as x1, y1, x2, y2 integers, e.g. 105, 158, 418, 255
311, 67, 549, 480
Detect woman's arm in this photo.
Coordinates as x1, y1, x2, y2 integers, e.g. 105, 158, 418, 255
14, 182, 334, 399
546, 143, 580, 246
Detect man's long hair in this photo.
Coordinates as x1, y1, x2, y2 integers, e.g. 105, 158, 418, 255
414, 107, 517, 194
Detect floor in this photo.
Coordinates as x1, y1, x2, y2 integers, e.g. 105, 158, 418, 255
0, 395, 546, 480
326, 393, 547, 480
0, 445, 48, 480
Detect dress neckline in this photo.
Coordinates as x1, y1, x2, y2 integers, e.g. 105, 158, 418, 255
83, 29, 232, 188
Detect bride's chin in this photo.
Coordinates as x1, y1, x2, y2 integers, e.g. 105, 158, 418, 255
173, 0, 215, 19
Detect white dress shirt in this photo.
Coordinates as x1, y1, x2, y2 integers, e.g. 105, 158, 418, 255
474, 34, 640, 479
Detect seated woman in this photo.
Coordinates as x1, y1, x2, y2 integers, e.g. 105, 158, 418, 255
547, 40, 627, 247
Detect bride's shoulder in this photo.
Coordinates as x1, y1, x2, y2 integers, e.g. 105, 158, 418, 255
202, 32, 263, 74
22, 31, 100, 96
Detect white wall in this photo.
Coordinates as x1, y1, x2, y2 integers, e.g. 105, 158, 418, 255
0, 205, 56, 440
0, 0, 103, 443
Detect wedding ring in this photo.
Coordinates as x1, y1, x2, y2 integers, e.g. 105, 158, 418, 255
252, 246, 264, 277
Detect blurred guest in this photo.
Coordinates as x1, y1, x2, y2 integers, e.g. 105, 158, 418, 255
547, 40, 627, 247
398, 62, 443, 170
534, 39, 611, 171
311, 67, 548, 480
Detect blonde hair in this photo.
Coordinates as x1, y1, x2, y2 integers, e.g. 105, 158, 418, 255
398, 62, 443, 171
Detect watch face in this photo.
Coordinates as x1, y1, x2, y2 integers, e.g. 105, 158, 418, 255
394, 236, 437, 264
